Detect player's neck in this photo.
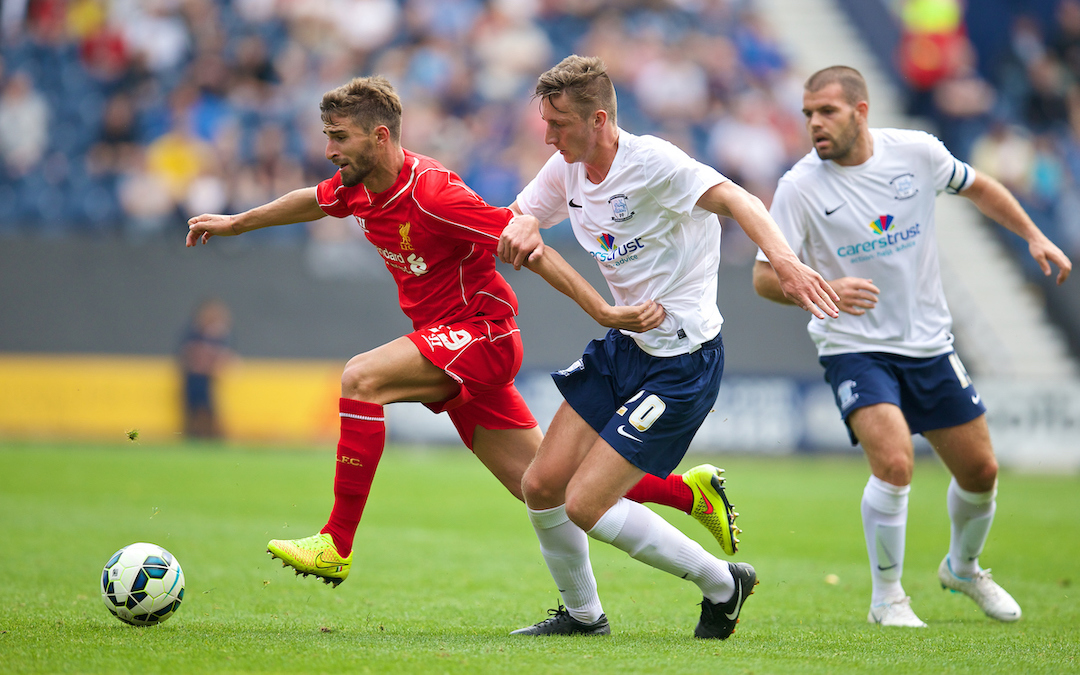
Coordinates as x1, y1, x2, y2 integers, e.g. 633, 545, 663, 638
584, 130, 619, 184
363, 147, 406, 194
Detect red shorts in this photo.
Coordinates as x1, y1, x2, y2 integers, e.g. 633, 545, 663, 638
407, 317, 538, 449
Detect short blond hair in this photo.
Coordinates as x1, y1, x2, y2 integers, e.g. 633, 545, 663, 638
535, 55, 617, 122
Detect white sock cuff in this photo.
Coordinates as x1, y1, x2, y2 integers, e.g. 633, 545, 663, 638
587, 498, 631, 544
949, 476, 997, 505
864, 475, 910, 515
528, 504, 570, 530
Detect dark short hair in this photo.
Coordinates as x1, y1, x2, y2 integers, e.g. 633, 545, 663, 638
805, 66, 868, 106
320, 76, 403, 142
534, 55, 617, 122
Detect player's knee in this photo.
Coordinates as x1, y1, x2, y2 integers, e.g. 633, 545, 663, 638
340, 354, 381, 400
520, 466, 552, 505
876, 454, 914, 486
521, 464, 572, 513
960, 455, 998, 492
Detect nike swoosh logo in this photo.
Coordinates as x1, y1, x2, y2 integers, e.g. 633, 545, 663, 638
568, 199, 583, 208
725, 579, 744, 620
314, 553, 343, 569
616, 425, 643, 443
698, 489, 714, 515
971, 393, 981, 405
877, 563, 898, 571
825, 202, 846, 216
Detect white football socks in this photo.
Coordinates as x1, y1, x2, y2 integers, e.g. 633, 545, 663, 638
588, 498, 734, 604
862, 475, 910, 605
946, 477, 996, 578
526, 505, 604, 624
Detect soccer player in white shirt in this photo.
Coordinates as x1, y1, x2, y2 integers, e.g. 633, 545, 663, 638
498, 55, 840, 639
753, 65, 1072, 627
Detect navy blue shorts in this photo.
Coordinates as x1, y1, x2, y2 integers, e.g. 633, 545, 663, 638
552, 329, 724, 478
819, 350, 987, 445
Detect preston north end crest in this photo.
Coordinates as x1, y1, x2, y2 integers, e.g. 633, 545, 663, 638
890, 173, 918, 200
608, 194, 635, 222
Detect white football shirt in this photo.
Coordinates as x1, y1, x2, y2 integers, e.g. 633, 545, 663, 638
757, 128, 976, 358
517, 130, 728, 356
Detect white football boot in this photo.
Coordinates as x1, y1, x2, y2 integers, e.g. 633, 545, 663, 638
938, 556, 1022, 622
868, 596, 927, 627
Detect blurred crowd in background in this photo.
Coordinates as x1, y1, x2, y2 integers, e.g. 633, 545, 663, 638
1, 0, 1079, 267
0, 0, 802, 261
896, 0, 1080, 274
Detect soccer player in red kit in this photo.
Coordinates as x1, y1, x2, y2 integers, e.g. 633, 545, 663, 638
186, 76, 739, 590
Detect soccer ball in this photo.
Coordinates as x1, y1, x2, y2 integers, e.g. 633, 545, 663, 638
100, 542, 185, 626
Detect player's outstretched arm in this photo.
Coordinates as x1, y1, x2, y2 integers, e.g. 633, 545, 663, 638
498, 205, 545, 270
186, 187, 325, 247
523, 245, 665, 333
699, 182, 839, 319
960, 172, 1072, 284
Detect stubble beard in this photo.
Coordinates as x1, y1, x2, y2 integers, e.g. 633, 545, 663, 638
817, 113, 859, 162
339, 161, 373, 188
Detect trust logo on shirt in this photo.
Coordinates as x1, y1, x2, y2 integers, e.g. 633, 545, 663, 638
590, 233, 645, 265
837, 215, 921, 261
868, 214, 894, 235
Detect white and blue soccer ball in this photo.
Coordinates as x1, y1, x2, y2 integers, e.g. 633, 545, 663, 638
100, 542, 185, 626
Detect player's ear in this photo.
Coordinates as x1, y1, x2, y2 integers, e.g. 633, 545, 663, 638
593, 109, 607, 129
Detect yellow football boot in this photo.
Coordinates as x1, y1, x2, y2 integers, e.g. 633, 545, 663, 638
683, 464, 741, 556
267, 532, 351, 587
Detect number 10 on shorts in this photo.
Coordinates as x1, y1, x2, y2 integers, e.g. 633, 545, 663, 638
617, 390, 667, 432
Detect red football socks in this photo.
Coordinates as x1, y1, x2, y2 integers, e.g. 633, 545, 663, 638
320, 398, 386, 558
625, 473, 694, 514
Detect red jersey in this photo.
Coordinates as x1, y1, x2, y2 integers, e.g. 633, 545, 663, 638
316, 150, 518, 330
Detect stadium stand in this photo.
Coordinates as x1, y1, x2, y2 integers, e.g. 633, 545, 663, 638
0, 0, 806, 262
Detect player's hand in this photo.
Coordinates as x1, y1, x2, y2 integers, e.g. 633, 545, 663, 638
828, 277, 880, 316
186, 214, 239, 247
1029, 237, 1072, 285
776, 260, 841, 319
597, 300, 666, 333
498, 215, 544, 270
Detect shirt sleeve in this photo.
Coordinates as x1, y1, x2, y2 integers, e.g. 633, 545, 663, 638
516, 152, 570, 228
315, 172, 354, 218
924, 131, 975, 195
757, 177, 807, 263
644, 143, 727, 220
413, 168, 514, 248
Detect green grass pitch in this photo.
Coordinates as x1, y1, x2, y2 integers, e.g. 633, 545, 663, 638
1, 440, 1077, 674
